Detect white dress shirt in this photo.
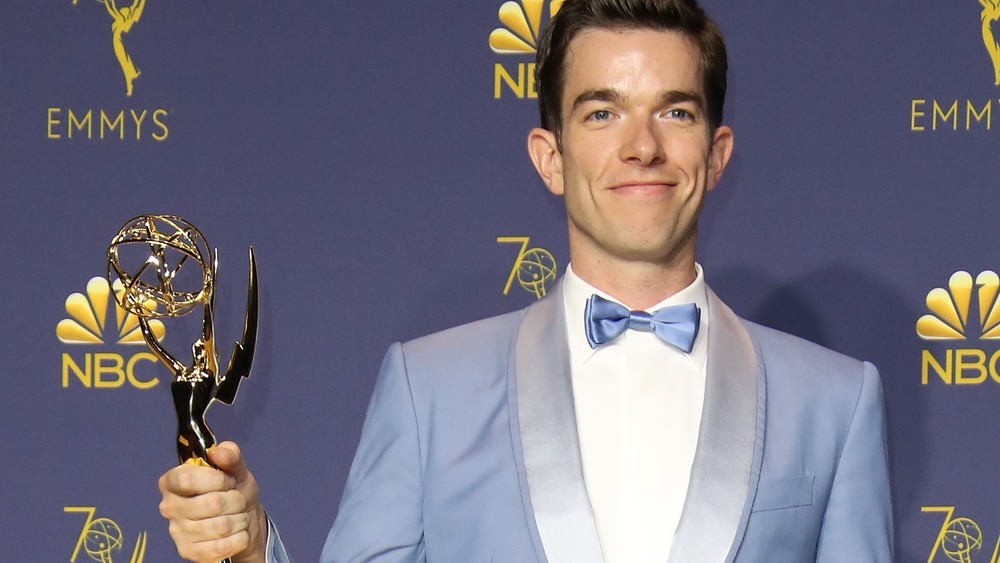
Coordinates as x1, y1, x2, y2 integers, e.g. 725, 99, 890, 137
562, 264, 710, 563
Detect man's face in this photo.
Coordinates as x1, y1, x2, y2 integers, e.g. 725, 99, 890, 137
529, 28, 733, 281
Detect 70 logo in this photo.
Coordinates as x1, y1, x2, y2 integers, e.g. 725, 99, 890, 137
64, 506, 146, 563
924, 506, 1000, 563
497, 236, 558, 300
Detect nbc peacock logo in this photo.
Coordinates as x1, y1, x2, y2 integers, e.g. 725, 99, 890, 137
916, 271, 1000, 340
57, 277, 164, 345
57, 277, 163, 389
490, 0, 564, 99
918, 271, 1000, 385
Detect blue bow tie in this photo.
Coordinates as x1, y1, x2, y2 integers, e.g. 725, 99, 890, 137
584, 294, 701, 352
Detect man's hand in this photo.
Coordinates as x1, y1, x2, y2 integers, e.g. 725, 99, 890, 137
158, 442, 268, 563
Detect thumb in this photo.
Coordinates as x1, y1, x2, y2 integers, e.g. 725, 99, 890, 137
208, 441, 248, 482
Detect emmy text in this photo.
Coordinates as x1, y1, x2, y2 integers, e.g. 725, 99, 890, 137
47, 108, 169, 141
911, 99, 997, 131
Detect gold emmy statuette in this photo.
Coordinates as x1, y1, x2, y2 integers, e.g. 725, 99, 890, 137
108, 215, 257, 563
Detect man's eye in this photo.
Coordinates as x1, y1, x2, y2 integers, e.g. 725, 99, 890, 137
588, 110, 612, 121
667, 108, 692, 120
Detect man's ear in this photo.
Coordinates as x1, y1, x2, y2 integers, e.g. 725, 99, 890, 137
707, 125, 734, 190
527, 127, 564, 195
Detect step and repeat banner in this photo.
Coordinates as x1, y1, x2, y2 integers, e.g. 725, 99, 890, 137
1, 1, 998, 561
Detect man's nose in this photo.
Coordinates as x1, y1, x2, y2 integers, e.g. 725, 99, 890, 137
619, 118, 666, 165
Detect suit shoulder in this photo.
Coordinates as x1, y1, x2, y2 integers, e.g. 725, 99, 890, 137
399, 308, 527, 364
744, 320, 865, 369
742, 320, 877, 393
741, 321, 886, 440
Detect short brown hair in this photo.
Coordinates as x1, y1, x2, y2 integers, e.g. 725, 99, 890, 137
535, 0, 727, 139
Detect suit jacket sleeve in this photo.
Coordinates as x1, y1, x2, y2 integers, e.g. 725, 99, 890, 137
320, 342, 426, 562
815, 361, 893, 562
265, 514, 293, 563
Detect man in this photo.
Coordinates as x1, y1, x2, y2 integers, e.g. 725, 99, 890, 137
158, 0, 894, 561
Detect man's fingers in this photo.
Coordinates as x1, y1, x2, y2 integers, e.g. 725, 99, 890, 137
165, 511, 251, 562
156, 441, 264, 562
169, 512, 251, 541
173, 529, 250, 563
208, 442, 261, 512
159, 464, 235, 497
160, 489, 249, 522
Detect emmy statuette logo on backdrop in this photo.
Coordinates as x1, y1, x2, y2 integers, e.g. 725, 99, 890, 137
980, 0, 1000, 85
71, 0, 147, 96
53, 0, 168, 140
909, 1, 1000, 131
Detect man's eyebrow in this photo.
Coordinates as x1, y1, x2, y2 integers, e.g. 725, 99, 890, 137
570, 88, 625, 113
659, 90, 705, 110
569, 88, 706, 113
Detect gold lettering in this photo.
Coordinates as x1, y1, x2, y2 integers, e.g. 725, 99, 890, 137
130, 109, 147, 141
922, 506, 957, 563
47, 107, 62, 139
910, 99, 926, 131
61, 352, 159, 389
67, 109, 93, 139
93, 352, 125, 388
126, 352, 159, 389
100, 110, 125, 140
991, 349, 1000, 383
64, 506, 97, 563
151, 108, 168, 141
933, 100, 958, 131
495, 63, 525, 99
62, 353, 91, 387
967, 99, 991, 130
497, 236, 531, 295
46, 108, 169, 141
955, 348, 986, 384
921, 349, 951, 384
526, 62, 537, 98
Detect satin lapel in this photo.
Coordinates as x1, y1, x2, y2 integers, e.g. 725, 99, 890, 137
511, 282, 604, 563
668, 289, 765, 563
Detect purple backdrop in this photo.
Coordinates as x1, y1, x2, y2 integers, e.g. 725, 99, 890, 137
1, 1, 998, 560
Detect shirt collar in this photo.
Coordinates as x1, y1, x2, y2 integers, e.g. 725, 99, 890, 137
562, 263, 710, 369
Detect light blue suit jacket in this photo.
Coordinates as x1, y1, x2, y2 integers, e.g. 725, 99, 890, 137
296, 284, 892, 562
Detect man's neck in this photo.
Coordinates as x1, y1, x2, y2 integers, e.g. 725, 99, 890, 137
570, 257, 697, 310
